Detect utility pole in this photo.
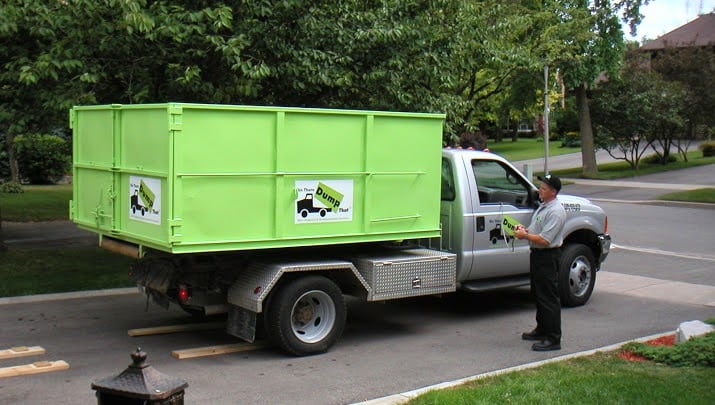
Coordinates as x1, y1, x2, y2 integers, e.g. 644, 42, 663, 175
544, 64, 550, 174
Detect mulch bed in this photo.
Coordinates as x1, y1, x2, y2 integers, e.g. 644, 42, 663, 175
618, 334, 676, 362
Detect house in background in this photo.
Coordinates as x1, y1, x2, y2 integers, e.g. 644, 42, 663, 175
640, 12, 715, 54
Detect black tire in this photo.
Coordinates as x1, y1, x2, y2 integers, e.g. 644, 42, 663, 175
266, 275, 346, 356
319, 208, 327, 217
300, 209, 309, 218
559, 243, 596, 307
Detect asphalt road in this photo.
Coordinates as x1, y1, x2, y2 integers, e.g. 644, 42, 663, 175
1, 163, 713, 404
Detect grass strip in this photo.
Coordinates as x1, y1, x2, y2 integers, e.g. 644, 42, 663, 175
486, 138, 580, 161
409, 352, 715, 404
550, 152, 715, 180
657, 188, 715, 204
0, 184, 72, 221
0, 247, 135, 297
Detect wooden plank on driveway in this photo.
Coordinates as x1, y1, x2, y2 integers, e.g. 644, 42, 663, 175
0, 360, 70, 378
128, 322, 224, 337
171, 342, 267, 359
0, 346, 46, 360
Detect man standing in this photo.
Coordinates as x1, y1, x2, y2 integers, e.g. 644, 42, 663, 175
514, 174, 566, 351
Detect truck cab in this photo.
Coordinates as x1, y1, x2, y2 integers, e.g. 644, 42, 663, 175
440, 148, 611, 306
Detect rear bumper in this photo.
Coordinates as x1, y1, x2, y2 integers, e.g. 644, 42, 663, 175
598, 234, 612, 265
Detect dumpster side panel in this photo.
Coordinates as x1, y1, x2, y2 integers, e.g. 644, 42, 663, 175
72, 103, 444, 253
365, 115, 442, 235
174, 108, 278, 246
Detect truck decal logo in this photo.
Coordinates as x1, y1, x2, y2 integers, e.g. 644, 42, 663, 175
129, 175, 161, 225
489, 215, 519, 246
295, 180, 353, 223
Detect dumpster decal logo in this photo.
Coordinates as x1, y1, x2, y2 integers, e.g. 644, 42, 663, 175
129, 176, 161, 224
295, 180, 353, 223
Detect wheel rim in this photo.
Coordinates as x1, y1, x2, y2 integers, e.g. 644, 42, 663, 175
568, 255, 592, 298
290, 290, 336, 344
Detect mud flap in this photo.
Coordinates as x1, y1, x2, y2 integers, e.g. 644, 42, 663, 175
226, 304, 257, 343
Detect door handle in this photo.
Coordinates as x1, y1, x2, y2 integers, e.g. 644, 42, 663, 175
476, 216, 485, 232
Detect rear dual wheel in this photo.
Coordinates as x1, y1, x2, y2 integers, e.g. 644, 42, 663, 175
266, 275, 346, 356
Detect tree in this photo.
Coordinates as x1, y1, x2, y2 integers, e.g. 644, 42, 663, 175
591, 52, 688, 169
650, 46, 715, 160
554, 0, 648, 177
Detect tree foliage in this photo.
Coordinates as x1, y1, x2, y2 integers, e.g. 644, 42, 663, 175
1, 0, 648, 180
1, 1, 547, 151
650, 46, 715, 139
13, 133, 71, 184
591, 51, 688, 169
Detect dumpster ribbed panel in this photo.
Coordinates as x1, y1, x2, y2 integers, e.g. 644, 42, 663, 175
71, 103, 444, 253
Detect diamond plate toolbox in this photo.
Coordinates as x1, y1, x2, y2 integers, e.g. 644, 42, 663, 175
352, 248, 456, 300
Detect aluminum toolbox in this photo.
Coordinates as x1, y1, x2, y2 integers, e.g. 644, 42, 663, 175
351, 248, 456, 300
70, 103, 445, 254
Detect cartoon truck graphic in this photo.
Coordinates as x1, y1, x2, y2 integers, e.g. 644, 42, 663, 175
131, 190, 148, 216
297, 193, 332, 218
490, 224, 513, 244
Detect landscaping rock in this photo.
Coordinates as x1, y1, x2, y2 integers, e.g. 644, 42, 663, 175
676, 320, 714, 343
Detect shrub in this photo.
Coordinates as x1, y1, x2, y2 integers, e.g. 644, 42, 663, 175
643, 153, 677, 165
562, 131, 581, 148
699, 141, 715, 157
622, 332, 715, 367
0, 181, 24, 194
13, 133, 71, 184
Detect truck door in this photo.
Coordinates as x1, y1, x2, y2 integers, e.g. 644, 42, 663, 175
467, 159, 534, 279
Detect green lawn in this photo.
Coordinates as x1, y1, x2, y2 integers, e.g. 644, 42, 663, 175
0, 184, 72, 221
486, 137, 580, 161
658, 188, 715, 204
550, 151, 715, 179
0, 247, 134, 297
409, 351, 715, 405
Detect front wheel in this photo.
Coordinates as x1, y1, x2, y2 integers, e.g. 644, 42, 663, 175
266, 275, 346, 356
559, 243, 596, 307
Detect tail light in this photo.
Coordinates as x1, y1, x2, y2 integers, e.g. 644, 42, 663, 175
178, 284, 191, 303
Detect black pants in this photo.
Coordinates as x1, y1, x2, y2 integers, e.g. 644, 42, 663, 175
530, 248, 562, 342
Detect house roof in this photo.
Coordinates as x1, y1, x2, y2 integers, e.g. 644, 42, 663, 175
640, 13, 715, 50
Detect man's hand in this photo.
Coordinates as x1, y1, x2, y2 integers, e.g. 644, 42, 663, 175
514, 224, 528, 240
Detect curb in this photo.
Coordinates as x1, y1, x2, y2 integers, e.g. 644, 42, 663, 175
0, 287, 138, 306
354, 331, 675, 405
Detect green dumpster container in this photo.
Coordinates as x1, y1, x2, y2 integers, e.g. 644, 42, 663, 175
70, 103, 445, 254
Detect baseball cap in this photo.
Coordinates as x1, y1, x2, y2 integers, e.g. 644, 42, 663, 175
537, 174, 562, 192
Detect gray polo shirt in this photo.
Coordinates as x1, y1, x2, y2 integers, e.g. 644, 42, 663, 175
528, 198, 566, 249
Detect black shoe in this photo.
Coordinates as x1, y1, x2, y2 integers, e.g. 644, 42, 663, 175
521, 329, 545, 341
532, 339, 561, 351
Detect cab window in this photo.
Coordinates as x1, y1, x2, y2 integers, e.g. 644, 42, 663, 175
472, 160, 530, 207
441, 158, 455, 201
